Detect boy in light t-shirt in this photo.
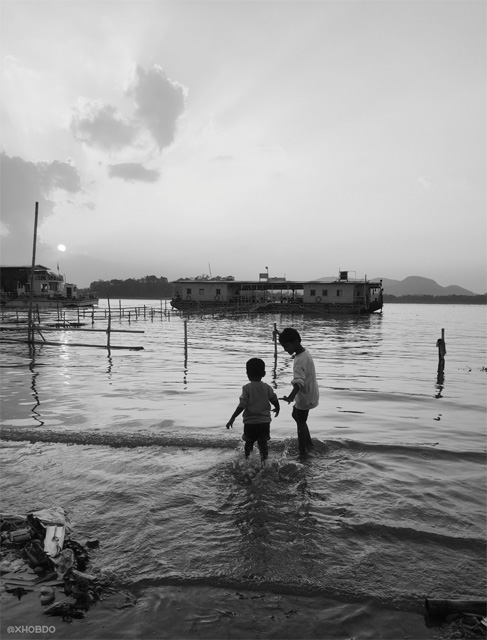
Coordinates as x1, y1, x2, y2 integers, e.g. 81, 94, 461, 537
226, 358, 280, 461
278, 327, 319, 457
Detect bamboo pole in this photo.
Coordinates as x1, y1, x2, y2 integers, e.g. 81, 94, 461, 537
184, 320, 188, 364
106, 297, 112, 349
27, 202, 39, 343
436, 328, 446, 370
38, 327, 144, 334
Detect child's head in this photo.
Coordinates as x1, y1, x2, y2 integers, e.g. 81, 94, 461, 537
278, 327, 302, 355
246, 357, 266, 380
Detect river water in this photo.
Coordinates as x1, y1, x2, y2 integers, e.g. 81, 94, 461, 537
0, 302, 485, 639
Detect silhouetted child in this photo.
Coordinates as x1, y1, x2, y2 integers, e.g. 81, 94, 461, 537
278, 328, 319, 457
226, 358, 280, 461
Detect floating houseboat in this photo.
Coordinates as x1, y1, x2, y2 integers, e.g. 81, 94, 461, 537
0, 265, 98, 309
171, 271, 383, 315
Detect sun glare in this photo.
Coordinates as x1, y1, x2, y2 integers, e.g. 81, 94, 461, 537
57, 244, 66, 252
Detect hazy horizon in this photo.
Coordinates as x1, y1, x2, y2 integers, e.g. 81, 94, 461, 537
1, 1, 485, 294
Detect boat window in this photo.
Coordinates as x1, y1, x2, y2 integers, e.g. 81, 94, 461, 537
322, 289, 328, 296
216, 288, 221, 295
199, 288, 204, 295
337, 290, 343, 297
186, 288, 192, 295
310, 289, 316, 296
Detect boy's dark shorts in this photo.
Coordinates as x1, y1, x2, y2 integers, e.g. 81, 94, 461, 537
243, 423, 270, 444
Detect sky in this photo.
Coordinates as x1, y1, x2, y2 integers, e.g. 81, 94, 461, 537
1, 1, 486, 293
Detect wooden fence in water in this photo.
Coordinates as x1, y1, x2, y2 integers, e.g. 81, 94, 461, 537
0, 300, 180, 350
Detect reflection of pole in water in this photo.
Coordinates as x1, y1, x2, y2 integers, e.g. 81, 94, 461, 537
28, 344, 44, 426
435, 328, 446, 397
106, 352, 113, 376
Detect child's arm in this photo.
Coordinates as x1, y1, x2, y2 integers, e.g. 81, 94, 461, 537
281, 383, 301, 404
271, 397, 280, 417
226, 406, 244, 429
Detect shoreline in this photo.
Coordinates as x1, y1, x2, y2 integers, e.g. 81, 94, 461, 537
1, 583, 439, 640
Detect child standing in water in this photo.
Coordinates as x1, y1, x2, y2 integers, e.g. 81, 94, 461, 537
226, 358, 280, 461
278, 328, 319, 457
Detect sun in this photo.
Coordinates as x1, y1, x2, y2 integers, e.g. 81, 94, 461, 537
57, 244, 66, 252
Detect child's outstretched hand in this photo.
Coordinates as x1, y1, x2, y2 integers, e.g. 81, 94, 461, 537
272, 407, 280, 417
226, 420, 234, 429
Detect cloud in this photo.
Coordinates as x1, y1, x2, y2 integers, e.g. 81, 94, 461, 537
68, 65, 187, 183
108, 163, 160, 182
130, 65, 187, 150
71, 100, 137, 151
0, 152, 82, 260
417, 175, 433, 189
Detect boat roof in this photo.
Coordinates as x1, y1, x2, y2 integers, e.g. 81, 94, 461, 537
174, 278, 382, 285
1, 265, 52, 271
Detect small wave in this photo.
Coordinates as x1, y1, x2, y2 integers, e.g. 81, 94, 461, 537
325, 438, 486, 463
342, 520, 487, 552
0, 428, 484, 464
125, 572, 425, 614
0, 427, 242, 450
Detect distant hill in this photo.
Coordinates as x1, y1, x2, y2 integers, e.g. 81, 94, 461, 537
375, 276, 475, 297
316, 275, 476, 297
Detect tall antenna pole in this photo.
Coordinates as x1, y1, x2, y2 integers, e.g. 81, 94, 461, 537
28, 202, 39, 343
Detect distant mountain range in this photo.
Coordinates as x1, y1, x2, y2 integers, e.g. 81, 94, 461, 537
317, 275, 478, 296
375, 276, 477, 297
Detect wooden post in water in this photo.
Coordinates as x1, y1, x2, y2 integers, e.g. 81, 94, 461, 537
106, 297, 112, 349
184, 320, 188, 363
273, 322, 278, 360
436, 328, 446, 373
27, 202, 39, 343
437, 328, 446, 362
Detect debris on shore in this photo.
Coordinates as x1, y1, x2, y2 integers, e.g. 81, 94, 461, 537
425, 598, 486, 639
1, 507, 134, 622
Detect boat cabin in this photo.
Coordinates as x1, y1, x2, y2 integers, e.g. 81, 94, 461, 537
172, 272, 383, 314
1, 265, 75, 300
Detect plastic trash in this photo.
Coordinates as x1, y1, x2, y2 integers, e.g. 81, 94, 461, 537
55, 548, 75, 576
9, 529, 31, 544
39, 586, 55, 606
27, 507, 66, 558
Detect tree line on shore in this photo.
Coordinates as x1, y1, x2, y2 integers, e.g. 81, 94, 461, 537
88, 276, 173, 298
